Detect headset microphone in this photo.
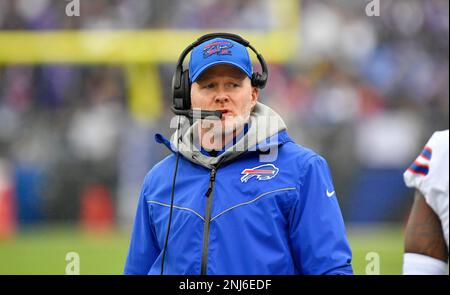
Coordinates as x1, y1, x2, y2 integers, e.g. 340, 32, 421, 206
170, 107, 223, 120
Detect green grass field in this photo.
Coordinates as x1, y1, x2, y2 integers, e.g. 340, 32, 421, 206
0, 224, 404, 275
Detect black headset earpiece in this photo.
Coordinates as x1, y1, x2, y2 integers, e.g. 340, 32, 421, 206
180, 69, 191, 110
251, 72, 267, 89
172, 66, 191, 110
171, 32, 268, 113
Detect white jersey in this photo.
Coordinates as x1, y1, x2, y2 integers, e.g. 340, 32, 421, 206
404, 130, 449, 249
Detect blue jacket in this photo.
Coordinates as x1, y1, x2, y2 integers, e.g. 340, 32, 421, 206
124, 127, 353, 275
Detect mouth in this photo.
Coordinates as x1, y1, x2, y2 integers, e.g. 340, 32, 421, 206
219, 110, 232, 116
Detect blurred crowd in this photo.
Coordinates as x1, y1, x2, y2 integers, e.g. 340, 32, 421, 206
0, 0, 448, 227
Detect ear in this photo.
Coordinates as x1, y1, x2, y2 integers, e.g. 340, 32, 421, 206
251, 86, 259, 108
190, 82, 200, 108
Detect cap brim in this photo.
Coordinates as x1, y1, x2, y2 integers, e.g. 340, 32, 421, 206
191, 61, 252, 82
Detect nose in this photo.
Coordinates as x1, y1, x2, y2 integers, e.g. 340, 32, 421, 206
214, 89, 230, 105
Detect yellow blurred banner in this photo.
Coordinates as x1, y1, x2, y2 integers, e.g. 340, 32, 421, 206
0, 28, 299, 122
0, 30, 298, 64
0, 30, 300, 122
0, 0, 299, 122
0, 0, 300, 122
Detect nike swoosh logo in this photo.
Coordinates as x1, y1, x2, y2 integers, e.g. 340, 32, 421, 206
326, 190, 335, 197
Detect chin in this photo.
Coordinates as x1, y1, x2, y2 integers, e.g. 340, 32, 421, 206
222, 116, 247, 133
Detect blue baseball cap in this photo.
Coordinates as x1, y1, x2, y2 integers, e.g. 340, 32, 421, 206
189, 37, 253, 82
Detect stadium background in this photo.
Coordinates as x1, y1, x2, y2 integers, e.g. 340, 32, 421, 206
0, 0, 448, 274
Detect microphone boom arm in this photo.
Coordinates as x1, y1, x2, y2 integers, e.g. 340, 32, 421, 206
171, 107, 223, 120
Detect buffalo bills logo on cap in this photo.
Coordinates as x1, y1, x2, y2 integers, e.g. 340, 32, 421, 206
240, 164, 279, 183
203, 41, 233, 58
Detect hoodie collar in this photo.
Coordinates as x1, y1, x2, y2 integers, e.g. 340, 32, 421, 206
155, 102, 289, 169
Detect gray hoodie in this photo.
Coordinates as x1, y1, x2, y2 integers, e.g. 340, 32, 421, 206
170, 102, 287, 169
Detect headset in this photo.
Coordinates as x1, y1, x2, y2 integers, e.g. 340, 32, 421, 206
171, 32, 269, 118
161, 33, 269, 275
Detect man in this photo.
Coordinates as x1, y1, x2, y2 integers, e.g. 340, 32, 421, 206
403, 130, 449, 275
124, 34, 353, 275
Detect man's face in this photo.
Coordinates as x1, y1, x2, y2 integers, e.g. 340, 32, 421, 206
191, 64, 259, 134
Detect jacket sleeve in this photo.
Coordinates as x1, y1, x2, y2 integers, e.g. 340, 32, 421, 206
289, 155, 353, 275
124, 175, 160, 275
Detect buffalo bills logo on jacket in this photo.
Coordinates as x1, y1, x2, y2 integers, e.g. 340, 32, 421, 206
240, 164, 279, 183
203, 41, 233, 58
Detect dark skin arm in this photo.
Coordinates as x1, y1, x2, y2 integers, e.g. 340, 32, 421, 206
404, 190, 448, 262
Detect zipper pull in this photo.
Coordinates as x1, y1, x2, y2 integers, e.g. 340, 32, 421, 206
205, 169, 217, 198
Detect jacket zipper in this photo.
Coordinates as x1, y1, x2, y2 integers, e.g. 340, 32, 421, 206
201, 167, 217, 275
